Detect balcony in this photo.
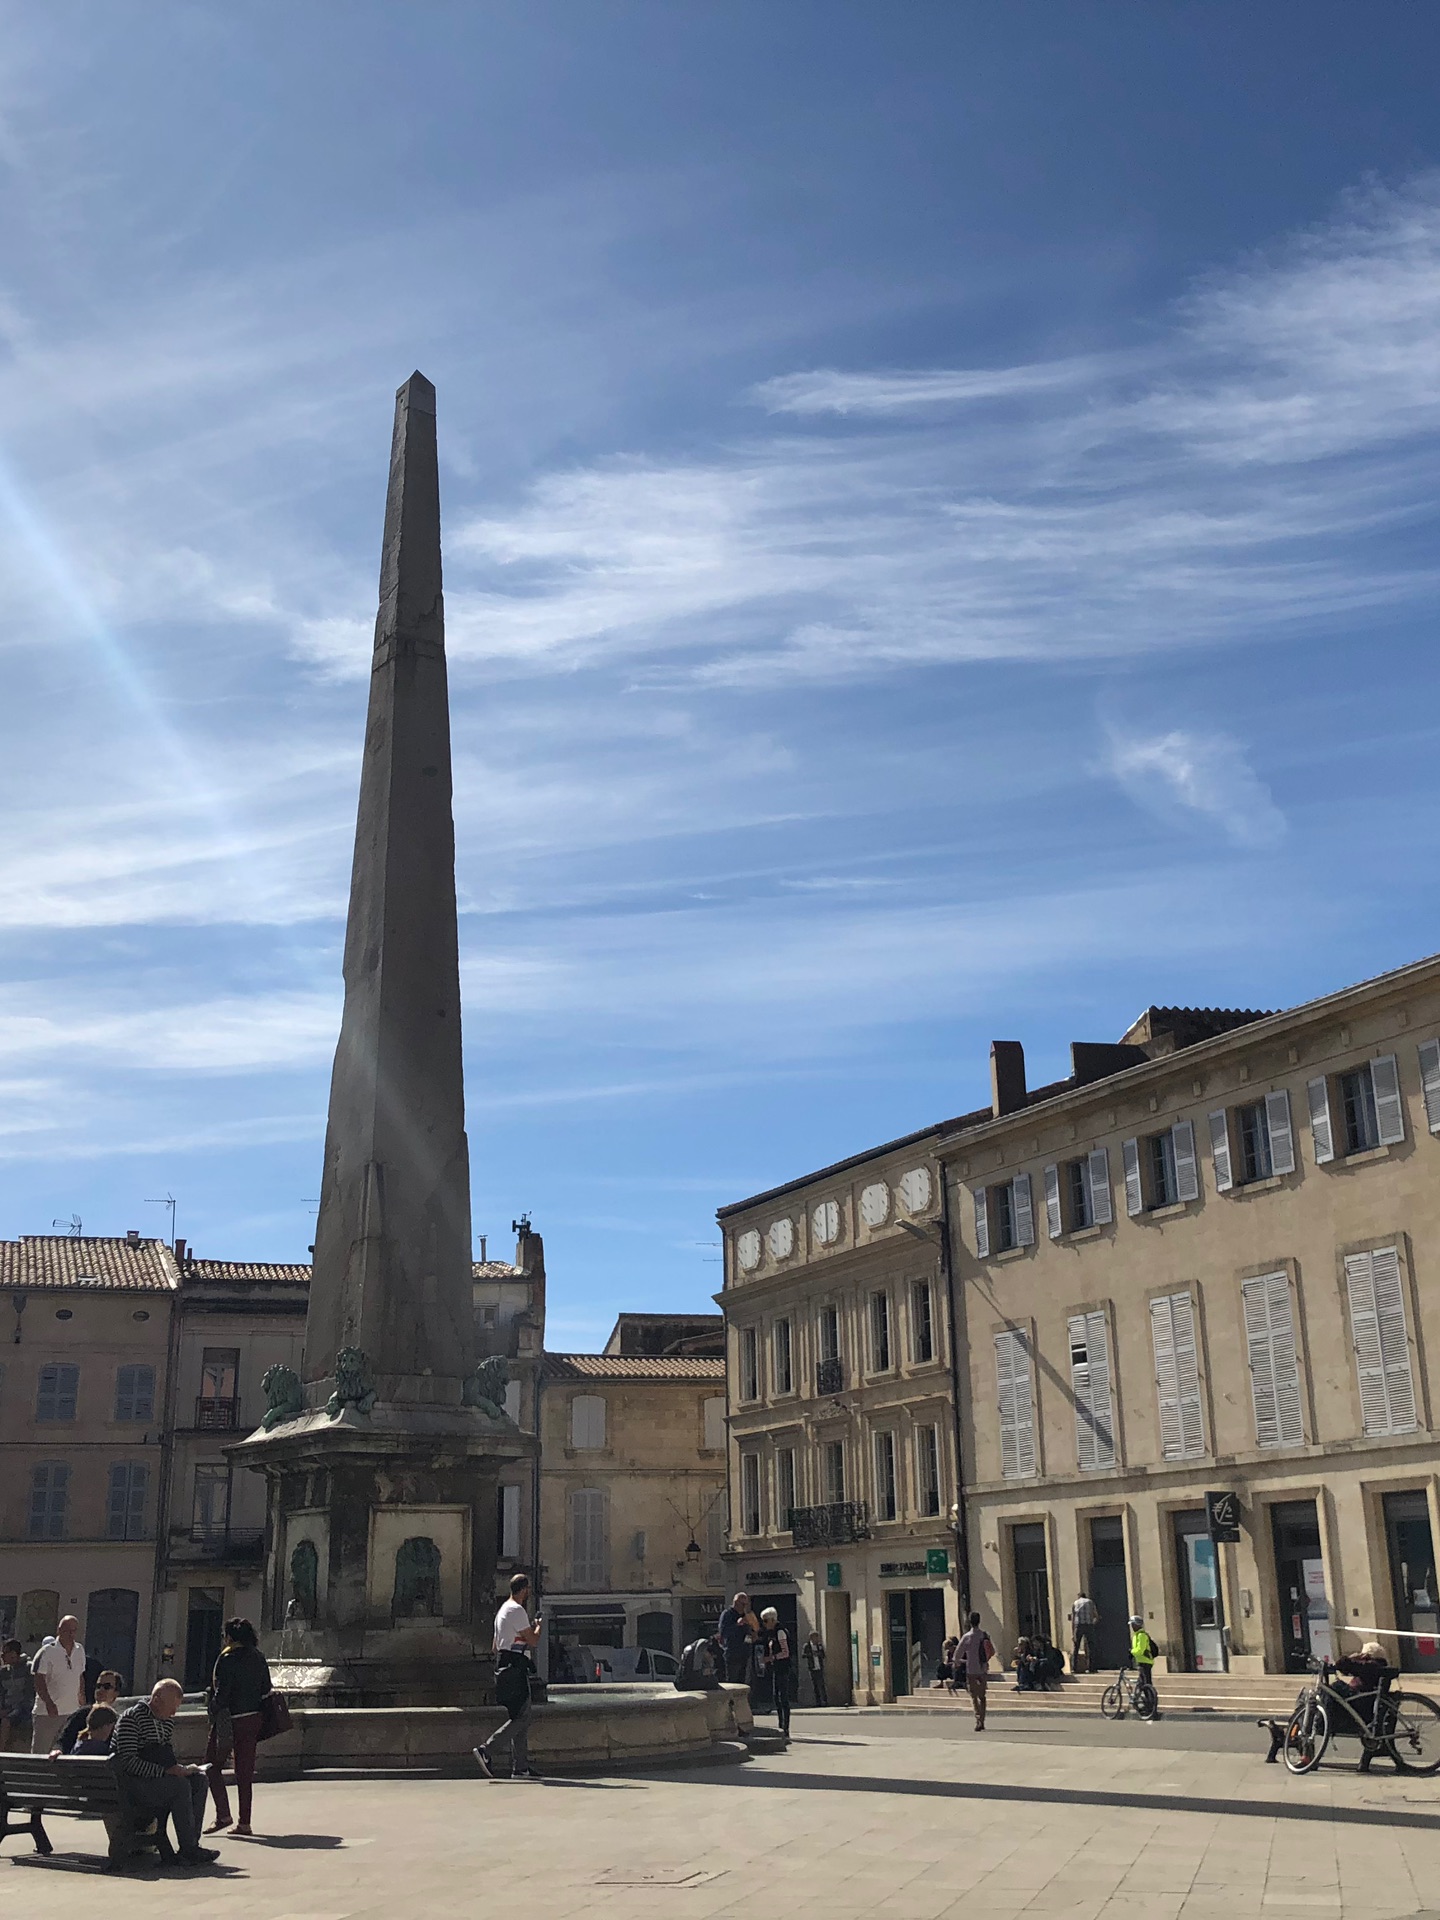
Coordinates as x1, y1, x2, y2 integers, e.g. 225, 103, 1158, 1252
177, 1526, 264, 1564
195, 1397, 240, 1430
789, 1501, 870, 1549
816, 1357, 845, 1397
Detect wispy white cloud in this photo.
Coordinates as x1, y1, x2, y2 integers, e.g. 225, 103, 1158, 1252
1105, 728, 1288, 851
751, 356, 1115, 416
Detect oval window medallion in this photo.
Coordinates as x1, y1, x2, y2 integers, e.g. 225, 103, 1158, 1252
736, 1229, 761, 1271
812, 1199, 840, 1246
767, 1217, 795, 1261
859, 1182, 890, 1228
899, 1166, 932, 1214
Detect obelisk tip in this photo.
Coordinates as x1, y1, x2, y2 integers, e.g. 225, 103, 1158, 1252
397, 370, 436, 414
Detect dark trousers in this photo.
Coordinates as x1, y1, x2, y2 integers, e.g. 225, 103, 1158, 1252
121, 1770, 208, 1856
724, 1645, 749, 1684
1071, 1626, 1095, 1673
773, 1665, 792, 1733
206, 1711, 261, 1826
807, 1666, 827, 1707
482, 1696, 532, 1774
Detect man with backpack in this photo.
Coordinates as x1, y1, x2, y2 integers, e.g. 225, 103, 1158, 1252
1129, 1614, 1161, 1716
955, 1612, 996, 1732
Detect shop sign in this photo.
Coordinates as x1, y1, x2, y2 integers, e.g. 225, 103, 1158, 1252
743, 1570, 795, 1585
1205, 1490, 1241, 1543
926, 1547, 950, 1578
880, 1560, 927, 1577
826, 1561, 842, 1588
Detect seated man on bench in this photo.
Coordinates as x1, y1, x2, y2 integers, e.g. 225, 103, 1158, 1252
113, 1680, 217, 1866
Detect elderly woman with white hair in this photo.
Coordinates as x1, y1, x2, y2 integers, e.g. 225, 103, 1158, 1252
758, 1608, 794, 1736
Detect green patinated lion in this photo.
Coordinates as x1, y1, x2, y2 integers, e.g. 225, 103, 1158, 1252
326, 1345, 377, 1417
260, 1364, 306, 1430
462, 1352, 510, 1418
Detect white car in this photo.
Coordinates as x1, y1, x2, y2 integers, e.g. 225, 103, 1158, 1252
559, 1645, 680, 1683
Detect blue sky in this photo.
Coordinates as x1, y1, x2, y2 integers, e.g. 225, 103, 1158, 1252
3, 4, 1440, 1346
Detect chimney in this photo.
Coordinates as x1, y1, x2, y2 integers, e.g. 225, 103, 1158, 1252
479, 1235, 487, 1263
173, 1238, 187, 1264
989, 1041, 1027, 1118
125, 1228, 140, 1245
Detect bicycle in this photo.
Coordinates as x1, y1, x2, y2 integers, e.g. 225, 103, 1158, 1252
1100, 1667, 1157, 1721
1283, 1656, 1440, 1776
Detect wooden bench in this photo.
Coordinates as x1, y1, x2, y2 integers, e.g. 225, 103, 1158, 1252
0, 1754, 176, 1867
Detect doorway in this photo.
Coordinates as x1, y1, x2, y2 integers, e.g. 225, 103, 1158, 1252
822, 1589, 852, 1706
1087, 1517, 1130, 1671
86, 1589, 140, 1691
907, 1589, 947, 1688
1011, 1523, 1052, 1643
1384, 1491, 1440, 1673
637, 1610, 674, 1654
885, 1592, 911, 1696
1173, 1511, 1227, 1671
1270, 1500, 1330, 1672
184, 1586, 225, 1691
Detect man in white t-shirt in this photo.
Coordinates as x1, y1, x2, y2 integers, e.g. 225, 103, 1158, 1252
32, 1616, 86, 1753
474, 1574, 542, 1781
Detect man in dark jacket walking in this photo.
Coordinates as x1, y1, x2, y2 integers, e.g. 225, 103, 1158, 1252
717, 1592, 754, 1684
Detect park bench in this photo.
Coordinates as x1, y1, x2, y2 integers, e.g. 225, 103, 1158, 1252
0, 1752, 176, 1867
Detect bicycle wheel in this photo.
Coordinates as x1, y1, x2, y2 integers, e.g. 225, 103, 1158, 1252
1134, 1679, 1158, 1720
1385, 1692, 1440, 1776
1100, 1682, 1126, 1720
1283, 1698, 1329, 1774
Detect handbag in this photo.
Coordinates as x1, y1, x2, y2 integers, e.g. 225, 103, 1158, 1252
256, 1690, 292, 1742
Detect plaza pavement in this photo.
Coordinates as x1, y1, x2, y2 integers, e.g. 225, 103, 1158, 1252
7, 1722, 1439, 1920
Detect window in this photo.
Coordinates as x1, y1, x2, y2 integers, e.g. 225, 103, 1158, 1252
36, 1364, 79, 1422
776, 1448, 797, 1530
912, 1281, 934, 1363
1044, 1151, 1113, 1239
1068, 1311, 1115, 1471
915, 1425, 941, 1516
107, 1462, 149, 1540
568, 1487, 606, 1586
200, 1347, 239, 1400
1212, 1091, 1296, 1191
497, 1484, 521, 1558
994, 1329, 1037, 1479
773, 1318, 793, 1395
869, 1292, 892, 1372
1241, 1272, 1304, 1449
1149, 1291, 1205, 1460
1344, 1246, 1417, 1436
1310, 1056, 1405, 1164
191, 1463, 230, 1536
822, 1439, 846, 1504
818, 1306, 840, 1362
739, 1327, 759, 1402
1123, 1122, 1199, 1215
702, 1396, 726, 1451
1419, 1039, 1440, 1133
114, 1364, 155, 1423
974, 1173, 1034, 1256
28, 1463, 69, 1539
740, 1453, 762, 1535
570, 1395, 606, 1449
873, 1431, 898, 1521
503, 1379, 522, 1422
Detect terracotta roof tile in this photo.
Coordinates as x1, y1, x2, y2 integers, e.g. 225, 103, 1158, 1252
0, 1236, 178, 1292
186, 1260, 312, 1285
543, 1352, 726, 1383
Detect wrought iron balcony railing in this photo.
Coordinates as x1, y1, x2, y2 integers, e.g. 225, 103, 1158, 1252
195, 1396, 240, 1430
789, 1501, 870, 1549
184, 1526, 264, 1561
815, 1357, 845, 1396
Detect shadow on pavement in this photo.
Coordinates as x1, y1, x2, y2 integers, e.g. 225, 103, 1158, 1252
232, 1833, 345, 1848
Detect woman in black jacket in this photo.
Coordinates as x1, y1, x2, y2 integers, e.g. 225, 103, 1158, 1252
205, 1618, 271, 1835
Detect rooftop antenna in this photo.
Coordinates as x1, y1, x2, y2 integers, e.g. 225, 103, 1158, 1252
144, 1194, 177, 1246
51, 1215, 82, 1238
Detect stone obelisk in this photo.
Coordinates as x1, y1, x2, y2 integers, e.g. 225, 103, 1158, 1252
233, 374, 528, 1706
305, 370, 475, 1405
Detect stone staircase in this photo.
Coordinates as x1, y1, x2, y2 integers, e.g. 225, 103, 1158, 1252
889, 1669, 1440, 1721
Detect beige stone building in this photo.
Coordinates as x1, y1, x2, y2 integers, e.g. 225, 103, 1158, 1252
537, 1314, 727, 1678
0, 1234, 176, 1686
718, 1129, 971, 1705
942, 956, 1440, 1681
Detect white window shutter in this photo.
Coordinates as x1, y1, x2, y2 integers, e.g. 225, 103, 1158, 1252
1043, 1165, 1062, 1239
1070, 1310, 1114, 1472
1122, 1138, 1143, 1216
1208, 1111, 1233, 1193
501, 1483, 521, 1557
1150, 1296, 1184, 1460
1372, 1246, 1417, 1432
1265, 1089, 1296, 1175
1013, 1171, 1035, 1247
995, 1329, 1036, 1479
972, 1186, 990, 1259
1418, 1040, 1440, 1133
1371, 1053, 1406, 1145
1087, 1148, 1113, 1225
1242, 1272, 1303, 1449
1307, 1077, 1334, 1164
1172, 1119, 1199, 1202
1172, 1291, 1204, 1457
1346, 1251, 1391, 1435
1151, 1291, 1204, 1461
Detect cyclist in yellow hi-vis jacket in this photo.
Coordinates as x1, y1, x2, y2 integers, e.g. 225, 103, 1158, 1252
1129, 1615, 1160, 1715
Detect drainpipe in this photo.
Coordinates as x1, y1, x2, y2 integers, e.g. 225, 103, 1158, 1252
149, 1250, 186, 1686
530, 1360, 546, 1674
938, 1168, 971, 1618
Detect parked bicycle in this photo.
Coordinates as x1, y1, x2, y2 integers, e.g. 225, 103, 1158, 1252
1100, 1667, 1157, 1721
1283, 1655, 1440, 1776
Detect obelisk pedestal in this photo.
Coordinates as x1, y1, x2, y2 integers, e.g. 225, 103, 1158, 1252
231, 375, 530, 1706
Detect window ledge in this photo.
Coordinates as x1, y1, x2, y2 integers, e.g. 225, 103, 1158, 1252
1231, 1174, 1286, 1197
992, 1245, 1031, 1263
563, 1447, 615, 1460
1063, 1224, 1106, 1243
1341, 1144, 1397, 1168
1147, 1200, 1195, 1221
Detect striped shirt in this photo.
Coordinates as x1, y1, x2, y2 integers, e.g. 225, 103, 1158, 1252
113, 1701, 176, 1780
